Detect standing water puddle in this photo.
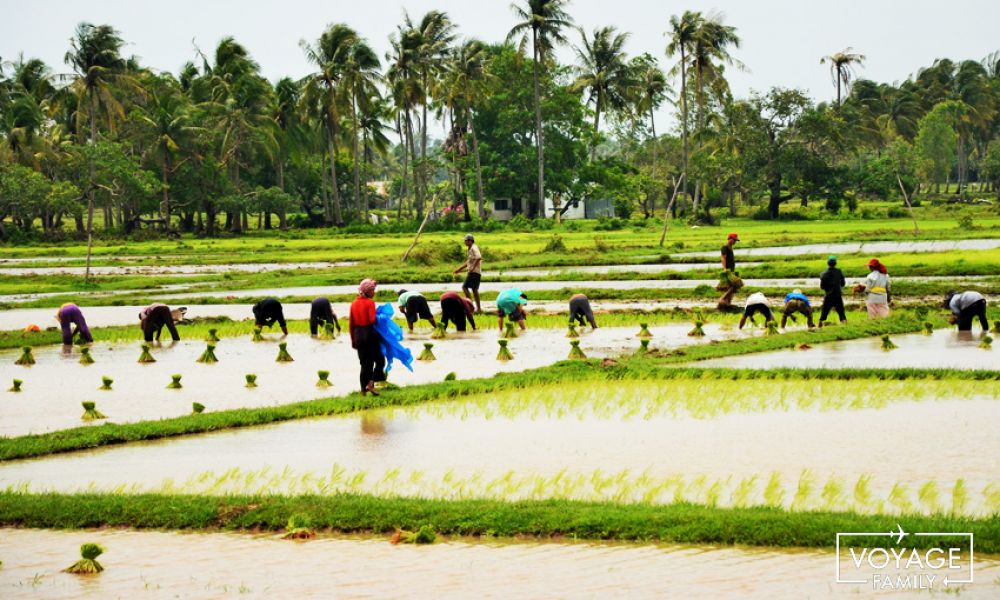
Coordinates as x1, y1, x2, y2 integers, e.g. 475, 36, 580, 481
1, 380, 996, 515
3, 529, 996, 598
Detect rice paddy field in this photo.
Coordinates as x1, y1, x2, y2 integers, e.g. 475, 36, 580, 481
2, 215, 1000, 597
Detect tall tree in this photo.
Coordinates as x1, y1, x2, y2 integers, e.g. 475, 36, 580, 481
444, 39, 493, 219
508, 0, 575, 217
342, 36, 381, 221
665, 10, 701, 212
821, 48, 865, 106
573, 26, 632, 161
628, 53, 669, 211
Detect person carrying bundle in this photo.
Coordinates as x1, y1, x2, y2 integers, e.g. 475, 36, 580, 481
440, 291, 477, 332
568, 293, 598, 329
819, 256, 847, 324
397, 289, 437, 333
944, 291, 989, 331
717, 232, 743, 310
781, 289, 815, 329
56, 303, 93, 345
738, 292, 773, 330
252, 297, 288, 336
496, 288, 528, 333
139, 303, 180, 342
309, 297, 342, 336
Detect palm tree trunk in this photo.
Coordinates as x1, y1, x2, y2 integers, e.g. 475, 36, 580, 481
468, 111, 486, 220
649, 105, 658, 216
406, 109, 422, 219
84, 90, 98, 282
328, 134, 343, 226
351, 83, 363, 222
836, 67, 842, 106
590, 91, 601, 162
532, 27, 545, 219
421, 72, 429, 217
693, 62, 704, 215
396, 113, 408, 220
161, 152, 171, 231
320, 148, 330, 218
678, 46, 689, 212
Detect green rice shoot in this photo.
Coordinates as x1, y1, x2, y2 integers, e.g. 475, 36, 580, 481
15, 346, 35, 366
321, 322, 337, 340
431, 323, 447, 339
687, 320, 706, 337
765, 321, 779, 336
417, 343, 436, 361
636, 323, 653, 339
207, 328, 220, 342
191, 402, 205, 415
99, 376, 113, 391
496, 339, 513, 361
137, 344, 156, 363
568, 340, 587, 359
503, 322, 518, 339
444, 372, 457, 381
981, 335, 993, 350
252, 327, 264, 342
922, 321, 933, 335
880, 334, 898, 350
637, 338, 650, 353
245, 374, 258, 388
63, 543, 104, 574
316, 370, 332, 387
282, 514, 316, 540
196, 343, 219, 363
275, 342, 294, 362
566, 324, 579, 338
167, 374, 182, 389
9, 379, 22, 392
81, 401, 106, 421
79, 347, 95, 365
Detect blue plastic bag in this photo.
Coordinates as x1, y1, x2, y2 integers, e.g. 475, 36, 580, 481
374, 303, 414, 372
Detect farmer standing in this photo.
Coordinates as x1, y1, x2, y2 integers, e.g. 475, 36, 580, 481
819, 256, 847, 324
718, 232, 741, 310
55, 303, 93, 345
944, 291, 990, 332
453, 234, 483, 313
349, 279, 385, 396
861, 258, 891, 319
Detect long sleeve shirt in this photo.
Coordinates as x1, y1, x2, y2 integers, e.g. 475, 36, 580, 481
820, 267, 846, 298
349, 296, 377, 345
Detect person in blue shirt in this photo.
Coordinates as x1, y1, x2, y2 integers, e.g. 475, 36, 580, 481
496, 288, 528, 332
781, 289, 815, 329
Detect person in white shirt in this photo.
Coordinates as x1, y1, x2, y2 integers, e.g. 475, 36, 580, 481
944, 291, 989, 331
738, 292, 773, 329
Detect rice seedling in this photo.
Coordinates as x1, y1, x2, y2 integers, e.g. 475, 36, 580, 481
275, 342, 294, 362
321, 322, 337, 340
880, 334, 897, 350
14, 346, 35, 366
764, 321, 779, 336
566, 324, 579, 338
137, 344, 156, 363
417, 343, 436, 361
431, 323, 447, 340
888, 482, 913, 513
919, 481, 942, 513
444, 372, 456, 381
951, 479, 968, 516
80, 401, 106, 421
568, 340, 587, 359
196, 343, 218, 363
636, 323, 653, 338
980, 335, 993, 349
252, 327, 264, 342
316, 370, 332, 387
245, 374, 257, 388
390, 525, 436, 545
282, 514, 316, 540
99, 376, 113, 391
821, 476, 845, 510
790, 470, 814, 511
687, 320, 706, 337
9, 379, 22, 392
63, 543, 104, 574
853, 475, 874, 510
79, 347, 95, 365
167, 374, 182, 389
191, 402, 205, 415
502, 322, 518, 339
496, 339, 513, 361
204, 328, 219, 343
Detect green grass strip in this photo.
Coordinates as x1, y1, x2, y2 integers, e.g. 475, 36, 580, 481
0, 492, 996, 552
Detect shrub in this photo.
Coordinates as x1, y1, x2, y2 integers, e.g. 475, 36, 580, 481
540, 234, 567, 253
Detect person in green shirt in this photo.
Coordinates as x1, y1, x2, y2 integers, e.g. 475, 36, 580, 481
496, 288, 528, 332
397, 289, 437, 333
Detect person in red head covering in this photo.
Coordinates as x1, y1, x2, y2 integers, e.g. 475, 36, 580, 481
349, 279, 385, 395
862, 258, 891, 319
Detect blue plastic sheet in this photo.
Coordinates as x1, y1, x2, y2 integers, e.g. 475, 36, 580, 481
374, 303, 414, 372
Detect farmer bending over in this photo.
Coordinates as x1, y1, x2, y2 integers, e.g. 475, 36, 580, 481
56, 303, 93, 345
139, 303, 180, 342
252, 297, 288, 336
781, 289, 815, 329
496, 288, 528, 333
568, 293, 598, 329
738, 292, 774, 329
944, 291, 989, 332
397, 289, 437, 333
309, 297, 342, 336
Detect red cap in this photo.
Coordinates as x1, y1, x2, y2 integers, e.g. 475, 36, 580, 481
867, 258, 881, 267
727, 232, 739, 240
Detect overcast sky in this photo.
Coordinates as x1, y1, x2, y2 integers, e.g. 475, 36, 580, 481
3, 0, 998, 133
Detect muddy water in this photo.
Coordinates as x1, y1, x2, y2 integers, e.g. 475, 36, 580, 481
698, 330, 999, 370
483, 262, 761, 277
673, 238, 1000, 258
0, 261, 357, 276
1, 384, 996, 515
4, 529, 997, 598
0, 324, 733, 437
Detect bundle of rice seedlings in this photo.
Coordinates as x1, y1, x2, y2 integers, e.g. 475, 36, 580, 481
567, 340, 587, 359
922, 321, 934, 335
715, 270, 744, 292
245, 374, 258, 388
275, 342, 294, 362
137, 344, 156, 363
565, 324, 579, 338
196, 343, 218, 364
207, 328, 220, 342
322, 322, 337, 340
81, 401, 106, 421
980, 335, 993, 350
880, 334, 897, 350
636, 323, 653, 339
502, 322, 518, 339
167, 374, 183, 389
687, 320, 706, 337
914, 306, 929, 322
444, 372, 456, 381
79, 347, 95, 365
252, 327, 264, 342
282, 514, 316, 540
430, 323, 447, 339
63, 543, 104, 574
191, 402, 205, 414
9, 379, 22, 392
99, 376, 113, 391
496, 339, 513, 361
764, 321, 779, 336
316, 370, 332, 387
14, 347, 35, 366
417, 343, 436, 361
637, 339, 650, 354
390, 525, 436, 545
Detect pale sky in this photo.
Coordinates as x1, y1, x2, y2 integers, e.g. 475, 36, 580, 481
3, 0, 998, 133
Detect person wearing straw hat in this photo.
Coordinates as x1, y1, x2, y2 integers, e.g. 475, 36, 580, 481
349, 279, 385, 396
819, 255, 847, 324
717, 232, 742, 310
859, 258, 891, 319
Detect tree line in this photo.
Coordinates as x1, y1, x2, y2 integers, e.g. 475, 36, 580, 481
2, 1, 1000, 241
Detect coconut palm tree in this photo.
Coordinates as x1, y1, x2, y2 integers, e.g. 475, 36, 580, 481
342, 36, 381, 222
665, 10, 701, 212
273, 76, 302, 194
628, 53, 669, 211
386, 26, 423, 219
573, 26, 632, 161
444, 39, 493, 219
821, 48, 865, 106
508, 0, 574, 218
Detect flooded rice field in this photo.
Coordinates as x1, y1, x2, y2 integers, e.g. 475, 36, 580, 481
672, 238, 1000, 258
483, 262, 761, 277
0, 261, 357, 277
2, 380, 997, 515
698, 330, 998, 370
3, 529, 996, 598
0, 324, 736, 437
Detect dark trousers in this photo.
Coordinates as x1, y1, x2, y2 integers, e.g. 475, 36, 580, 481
143, 305, 180, 342
820, 295, 846, 322
441, 298, 469, 331
957, 300, 989, 331
353, 325, 386, 391
310, 299, 336, 335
